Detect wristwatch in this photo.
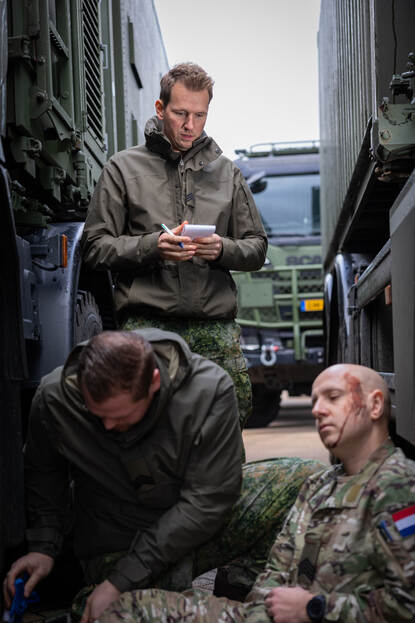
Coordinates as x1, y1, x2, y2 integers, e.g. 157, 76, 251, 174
306, 594, 326, 622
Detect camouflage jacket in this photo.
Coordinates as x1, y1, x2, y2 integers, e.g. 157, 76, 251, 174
82, 116, 267, 319
245, 440, 415, 622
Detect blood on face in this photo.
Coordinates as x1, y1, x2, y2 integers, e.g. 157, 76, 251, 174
329, 372, 365, 448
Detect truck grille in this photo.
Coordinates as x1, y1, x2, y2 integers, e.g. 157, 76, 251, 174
233, 265, 324, 325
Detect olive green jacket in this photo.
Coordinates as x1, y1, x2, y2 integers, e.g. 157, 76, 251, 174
24, 329, 243, 593
81, 117, 267, 319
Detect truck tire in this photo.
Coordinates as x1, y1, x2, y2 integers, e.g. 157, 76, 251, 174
75, 290, 103, 345
246, 385, 281, 428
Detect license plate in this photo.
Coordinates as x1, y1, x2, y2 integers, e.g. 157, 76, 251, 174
300, 299, 324, 312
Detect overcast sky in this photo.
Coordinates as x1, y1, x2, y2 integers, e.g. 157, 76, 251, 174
153, 0, 321, 159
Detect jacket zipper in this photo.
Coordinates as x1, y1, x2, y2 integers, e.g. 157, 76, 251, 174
177, 157, 186, 308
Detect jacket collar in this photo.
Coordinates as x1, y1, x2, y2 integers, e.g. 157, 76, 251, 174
144, 115, 222, 170
308, 439, 396, 511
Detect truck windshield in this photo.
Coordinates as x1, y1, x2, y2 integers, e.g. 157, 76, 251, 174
253, 173, 320, 236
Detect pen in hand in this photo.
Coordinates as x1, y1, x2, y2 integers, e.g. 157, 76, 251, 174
161, 223, 184, 248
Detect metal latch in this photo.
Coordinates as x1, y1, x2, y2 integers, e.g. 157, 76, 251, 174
260, 344, 278, 366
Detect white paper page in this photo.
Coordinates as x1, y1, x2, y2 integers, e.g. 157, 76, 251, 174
182, 224, 216, 239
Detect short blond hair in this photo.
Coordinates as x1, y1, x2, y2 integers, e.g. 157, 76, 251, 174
160, 62, 214, 106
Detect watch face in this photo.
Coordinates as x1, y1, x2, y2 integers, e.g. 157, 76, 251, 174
306, 595, 326, 621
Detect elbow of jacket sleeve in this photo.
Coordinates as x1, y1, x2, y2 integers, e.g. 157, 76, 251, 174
219, 236, 267, 271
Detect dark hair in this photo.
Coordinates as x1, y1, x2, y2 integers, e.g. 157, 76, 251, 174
77, 331, 156, 403
159, 62, 214, 106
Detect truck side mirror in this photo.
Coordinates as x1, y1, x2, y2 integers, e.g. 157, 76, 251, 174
250, 179, 268, 194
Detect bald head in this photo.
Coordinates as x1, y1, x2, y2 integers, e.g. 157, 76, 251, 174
311, 364, 390, 472
313, 364, 390, 421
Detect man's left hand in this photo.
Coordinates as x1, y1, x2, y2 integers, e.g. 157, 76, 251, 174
80, 580, 120, 623
265, 586, 314, 623
193, 234, 223, 261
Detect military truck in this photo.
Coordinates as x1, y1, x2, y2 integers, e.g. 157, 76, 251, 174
0, 0, 168, 570
319, 0, 415, 454
233, 142, 324, 427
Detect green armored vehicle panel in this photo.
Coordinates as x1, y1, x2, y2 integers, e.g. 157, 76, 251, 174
7, 0, 167, 226
233, 142, 324, 426
318, 0, 415, 454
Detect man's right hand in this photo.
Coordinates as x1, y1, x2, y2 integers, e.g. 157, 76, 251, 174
3, 552, 54, 608
157, 222, 196, 261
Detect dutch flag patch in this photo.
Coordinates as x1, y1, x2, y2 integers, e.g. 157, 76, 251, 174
392, 505, 415, 538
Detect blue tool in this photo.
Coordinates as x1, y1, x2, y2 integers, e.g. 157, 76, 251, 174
5, 575, 39, 623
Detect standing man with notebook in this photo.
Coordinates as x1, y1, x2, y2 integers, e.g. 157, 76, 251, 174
81, 62, 267, 430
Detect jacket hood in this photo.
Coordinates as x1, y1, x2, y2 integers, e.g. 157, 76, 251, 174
60, 328, 194, 445
144, 115, 222, 167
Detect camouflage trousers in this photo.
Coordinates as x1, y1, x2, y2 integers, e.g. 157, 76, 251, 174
73, 458, 322, 619
99, 588, 248, 623
121, 315, 252, 430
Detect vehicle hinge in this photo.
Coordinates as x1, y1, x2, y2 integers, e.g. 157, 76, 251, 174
73, 151, 91, 205
8, 35, 32, 61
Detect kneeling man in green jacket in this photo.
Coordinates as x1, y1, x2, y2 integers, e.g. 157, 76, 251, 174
3, 329, 243, 621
